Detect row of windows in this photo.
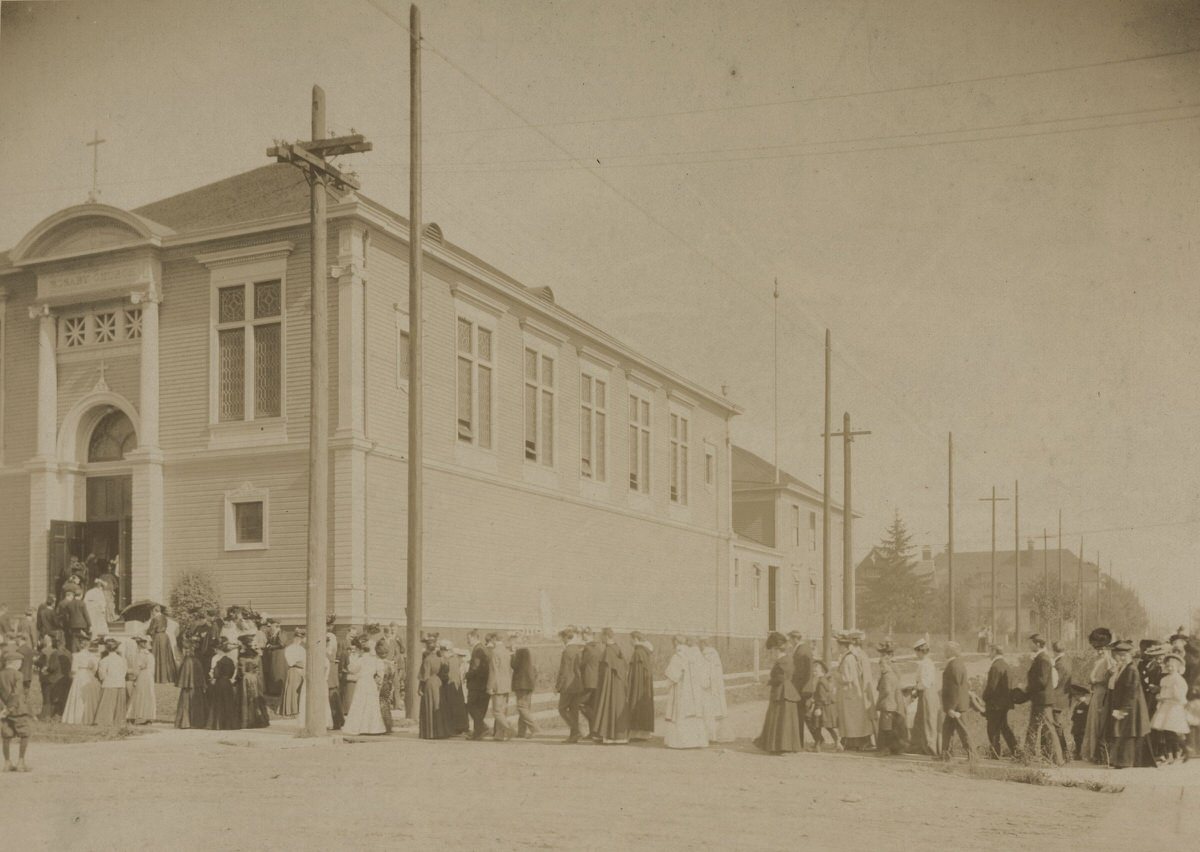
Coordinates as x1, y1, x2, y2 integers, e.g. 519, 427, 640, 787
59, 308, 142, 349
734, 559, 820, 613
790, 504, 818, 550
216, 279, 282, 422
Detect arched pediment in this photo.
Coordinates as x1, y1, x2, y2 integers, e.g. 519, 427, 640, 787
10, 204, 173, 265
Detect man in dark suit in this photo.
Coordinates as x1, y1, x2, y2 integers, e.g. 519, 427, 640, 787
788, 630, 813, 748
982, 643, 1017, 758
512, 637, 538, 739
1051, 640, 1073, 761
465, 630, 491, 740
62, 591, 91, 652
939, 641, 974, 761
555, 627, 585, 743
36, 596, 59, 648
579, 627, 604, 739
1024, 633, 1064, 765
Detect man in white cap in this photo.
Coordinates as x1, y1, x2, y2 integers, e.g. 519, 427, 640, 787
909, 638, 939, 755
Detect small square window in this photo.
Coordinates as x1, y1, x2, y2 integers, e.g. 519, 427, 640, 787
225, 484, 268, 550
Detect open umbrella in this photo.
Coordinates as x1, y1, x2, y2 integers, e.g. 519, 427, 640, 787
120, 599, 165, 623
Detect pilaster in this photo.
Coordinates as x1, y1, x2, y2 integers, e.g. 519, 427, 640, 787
27, 304, 58, 605
128, 285, 163, 601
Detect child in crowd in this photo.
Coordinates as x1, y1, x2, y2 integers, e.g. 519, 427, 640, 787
1150, 653, 1190, 764
0, 649, 32, 772
811, 660, 842, 752
1068, 682, 1090, 761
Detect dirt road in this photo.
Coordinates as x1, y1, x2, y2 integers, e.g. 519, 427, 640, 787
3, 698, 1196, 851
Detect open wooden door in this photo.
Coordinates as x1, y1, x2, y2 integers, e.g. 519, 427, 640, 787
47, 520, 87, 599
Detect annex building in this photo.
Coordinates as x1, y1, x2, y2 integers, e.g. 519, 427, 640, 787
0, 164, 742, 639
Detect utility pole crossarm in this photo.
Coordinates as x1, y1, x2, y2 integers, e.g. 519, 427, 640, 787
268, 142, 365, 190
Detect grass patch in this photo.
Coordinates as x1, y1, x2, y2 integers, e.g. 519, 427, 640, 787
966, 762, 1124, 794
28, 720, 149, 745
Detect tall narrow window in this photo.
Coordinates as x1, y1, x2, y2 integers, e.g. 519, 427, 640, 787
628, 391, 651, 493
792, 505, 801, 547
753, 565, 762, 608
704, 447, 715, 487
580, 373, 607, 480
669, 412, 689, 504
809, 510, 817, 551
523, 347, 554, 465
456, 317, 493, 448
215, 279, 282, 422
793, 571, 802, 611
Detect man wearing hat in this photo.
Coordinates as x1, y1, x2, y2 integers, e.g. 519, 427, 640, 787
909, 638, 939, 756
939, 641, 973, 761
787, 631, 813, 748
1137, 640, 1165, 719
1023, 634, 1063, 765
0, 648, 32, 772
982, 643, 1017, 759
1050, 640, 1073, 760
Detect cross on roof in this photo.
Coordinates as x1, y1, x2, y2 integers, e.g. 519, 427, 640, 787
86, 129, 106, 203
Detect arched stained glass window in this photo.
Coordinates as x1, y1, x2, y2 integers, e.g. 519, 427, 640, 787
88, 410, 136, 462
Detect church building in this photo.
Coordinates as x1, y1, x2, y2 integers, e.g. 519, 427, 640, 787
0, 164, 741, 639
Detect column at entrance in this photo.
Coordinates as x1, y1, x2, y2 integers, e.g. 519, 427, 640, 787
126, 287, 163, 602
26, 305, 60, 606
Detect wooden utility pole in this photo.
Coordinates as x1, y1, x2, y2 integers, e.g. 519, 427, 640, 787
405, 2, 425, 718
1014, 480, 1021, 644
85, 129, 106, 202
1076, 536, 1084, 648
772, 279, 779, 486
1057, 510, 1063, 639
268, 87, 372, 737
1096, 550, 1102, 624
1042, 527, 1049, 633
947, 433, 955, 643
830, 412, 870, 631
821, 329, 832, 665
979, 487, 1009, 645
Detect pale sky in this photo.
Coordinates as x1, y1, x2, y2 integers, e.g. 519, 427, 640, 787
2, 0, 1198, 629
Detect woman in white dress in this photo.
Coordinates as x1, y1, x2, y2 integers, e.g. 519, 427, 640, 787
62, 639, 102, 725
83, 580, 109, 638
699, 638, 733, 742
93, 638, 129, 726
342, 637, 387, 736
663, 635, 709, 749
125, 636, 157, 724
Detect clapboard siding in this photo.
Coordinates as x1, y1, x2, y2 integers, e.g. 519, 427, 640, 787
58, 355, 139, 425
0, 472, 31, 606
2, 273, 39, 466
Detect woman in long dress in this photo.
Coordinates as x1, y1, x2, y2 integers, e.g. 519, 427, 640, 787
1081, 628, 1116, 763
147, 606, 177, 684
836, 633, 874, 750
93, 638, 128, 726
418, 639, 448, 739
874, 641, 909, 755
908, 639, 940, 756
663, 635, 709, 749
126, 637, 157, 724
261, 620, 287, 698
278, 632, 305, 718
62, 639, 102, 725
627, 632, 656, 740
755, 632, 802, 754
239, 645, 270, 729
83, 580, 109, 638
438, 640, 469, 735
1151, 653, 1190, 763
1106, 640, 1154, 768
206, 644, 241, 730
342, 639, 387, 736
699, 638, 733, 743
377, 641, 395, 734
175, 636, 206, 728
594, 628, 630, 744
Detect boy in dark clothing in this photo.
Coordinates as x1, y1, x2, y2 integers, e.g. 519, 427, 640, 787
1, 649, 33, 772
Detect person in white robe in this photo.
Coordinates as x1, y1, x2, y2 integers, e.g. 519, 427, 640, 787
909, 638, 940, 755
342, 640, 387, 736
83, 581, 109, 638
836, 632, 875, 749
663, 635, 709, 749
698, 638, 733, 742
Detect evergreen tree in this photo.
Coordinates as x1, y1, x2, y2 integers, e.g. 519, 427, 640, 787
859, 511, 932, 634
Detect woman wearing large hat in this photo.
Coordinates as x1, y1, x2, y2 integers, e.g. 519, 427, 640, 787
874, 641, 909, 755
1105, 639, 1154, 768
753, 632, 803, 754
1080, 627, 1115, 763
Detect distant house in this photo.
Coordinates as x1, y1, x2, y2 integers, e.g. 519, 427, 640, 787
730, 445, 852, 639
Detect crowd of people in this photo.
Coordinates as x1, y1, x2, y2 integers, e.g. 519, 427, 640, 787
752, 625, 1200, 770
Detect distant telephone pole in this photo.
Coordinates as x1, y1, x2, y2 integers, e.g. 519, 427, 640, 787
830, 412, 870, 631
821, 330, 832, 666
979, 487, 1009, 644
1076, 536, 1084, 649
1042, 527, 1049, 634
1013, 480, 1021, 643
268, 87, 372, 737
947, 433, 955, 643
1056, 510, 1063, 639
1096, 550, 1102, 624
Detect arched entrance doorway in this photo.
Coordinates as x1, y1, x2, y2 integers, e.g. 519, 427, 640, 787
83, 409, 135, 611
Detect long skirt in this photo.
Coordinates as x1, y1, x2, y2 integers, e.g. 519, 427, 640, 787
94, 687, 127, 726
263, 648, 288, 696
175, 686, 206, 729
1108, 734, 1155, 768
241, 675, 270, 729
279, 667, 303, 717
440, 681, 469, 735
63, 676, 101, 725
341, 681, 357, 716
343, 677, 387, 736
664, 715, 710, 749
206, 681, 240, 730
877, 710, 910, 754
755, 699, 802, 754
909, 692, 940, 755
1081, 684, 1110, 763
627, 662, 656, 738
378, 668, 395, 734
152, 634, 177, 683
126, 677, 156, 724
419, 682, 449, 739
296, 681, 334, 730
595, 671, 630, 744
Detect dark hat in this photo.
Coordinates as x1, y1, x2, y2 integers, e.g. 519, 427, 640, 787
2, 650, 22, 663
1088, 627, 1112, 650
1145, 643, 1169, 657
132, 635, 149, 646
103, 637, 120, 648
876, 640, 896, 655
765, 631, 788, 651
1139, 639, 1157, 651
293, 628, 307, 638
1068, 682, 1090, 697
326, 614, 337, 626
1028, 633, 1046, 645
1110, 640, 1133, 653
786, 630, 803, 640
1169, 630, 1190, 643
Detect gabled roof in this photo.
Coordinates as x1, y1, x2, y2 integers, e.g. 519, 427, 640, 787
131, 163, 343, 233
931, 548, 1096, 583
732, 445, 847, 512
